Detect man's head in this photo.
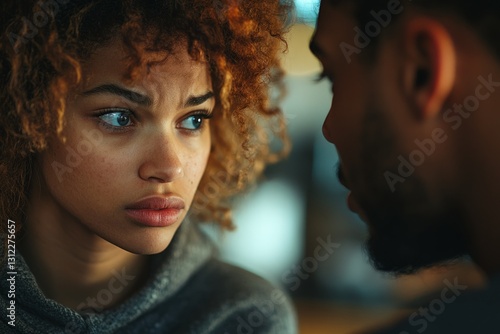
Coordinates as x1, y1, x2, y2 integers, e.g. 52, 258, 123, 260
311, 0, 500, 275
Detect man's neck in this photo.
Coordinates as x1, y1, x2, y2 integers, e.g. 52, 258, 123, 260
458, 128, 500, 278
463, 189, 500, 278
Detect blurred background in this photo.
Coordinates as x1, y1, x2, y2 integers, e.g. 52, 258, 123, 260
202, 1, 486, 333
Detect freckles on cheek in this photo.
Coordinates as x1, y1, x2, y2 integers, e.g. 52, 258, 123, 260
79, 154, 122, 193
186, 156, 209, 189
187, 163, 203, 185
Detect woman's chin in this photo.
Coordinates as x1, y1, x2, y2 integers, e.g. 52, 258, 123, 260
110, 229, 178, 255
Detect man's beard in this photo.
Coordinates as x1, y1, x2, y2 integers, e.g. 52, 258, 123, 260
346, 105, 469, 275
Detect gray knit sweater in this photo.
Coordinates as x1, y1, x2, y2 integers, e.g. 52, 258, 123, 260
0, 222, 297, 333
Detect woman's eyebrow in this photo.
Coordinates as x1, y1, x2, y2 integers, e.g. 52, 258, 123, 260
82, 85, 214, 108
184, 91, 215, 107
81, 84, 152, 106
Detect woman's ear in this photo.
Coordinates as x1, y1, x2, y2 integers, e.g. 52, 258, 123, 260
402, 17, 456, 120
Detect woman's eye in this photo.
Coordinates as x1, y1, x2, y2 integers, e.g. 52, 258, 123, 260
98, 110, 133, 127
179, 113, 212, 131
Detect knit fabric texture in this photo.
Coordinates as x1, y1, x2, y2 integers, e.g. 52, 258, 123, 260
1, 221, 297, 333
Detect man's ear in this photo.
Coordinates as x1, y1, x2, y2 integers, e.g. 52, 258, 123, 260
402, 17, 456, 120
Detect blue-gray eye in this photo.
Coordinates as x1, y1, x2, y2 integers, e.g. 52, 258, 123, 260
99, 111, 132, 127
179, 114, 209, 130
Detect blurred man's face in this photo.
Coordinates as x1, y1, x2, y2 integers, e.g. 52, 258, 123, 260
311, 1, 468, 274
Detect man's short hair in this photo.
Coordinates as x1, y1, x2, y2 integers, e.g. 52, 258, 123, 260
329, 0, 500, 60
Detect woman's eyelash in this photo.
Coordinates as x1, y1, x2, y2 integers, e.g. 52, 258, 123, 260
189, 110, 213, 118
189, 110, 215, 123
201, 111, 214, 120
93, 108, 214, 134
95, 108, 133, 116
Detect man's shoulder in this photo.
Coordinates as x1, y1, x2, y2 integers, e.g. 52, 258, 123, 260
372, 276, 500, 334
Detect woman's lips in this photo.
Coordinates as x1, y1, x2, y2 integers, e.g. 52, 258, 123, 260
125, 196, 185, 227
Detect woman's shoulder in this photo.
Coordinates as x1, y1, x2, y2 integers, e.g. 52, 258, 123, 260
144, 258, 298, 334
194, 257, 293, 306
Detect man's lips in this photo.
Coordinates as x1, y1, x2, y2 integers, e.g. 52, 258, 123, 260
337, 168, 360, 214
347, 192, 356, 212
337, 167, 355, 209
337, 166, 348, 189
125, 196, 185, 227
336, 165, 368, 221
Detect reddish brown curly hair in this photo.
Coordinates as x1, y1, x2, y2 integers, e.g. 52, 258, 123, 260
0, 0, 292, 236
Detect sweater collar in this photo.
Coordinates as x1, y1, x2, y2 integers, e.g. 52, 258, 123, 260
1, 220, 215, 333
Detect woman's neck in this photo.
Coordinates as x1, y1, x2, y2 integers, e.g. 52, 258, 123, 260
20, 181, 149, 311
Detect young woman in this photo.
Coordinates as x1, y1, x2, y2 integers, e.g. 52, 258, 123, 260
0, 0, 296, 332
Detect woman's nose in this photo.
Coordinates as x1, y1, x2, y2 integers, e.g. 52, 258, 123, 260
138, 133, 184, 183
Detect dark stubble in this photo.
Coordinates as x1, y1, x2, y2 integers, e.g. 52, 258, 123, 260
346, 105, 468, 275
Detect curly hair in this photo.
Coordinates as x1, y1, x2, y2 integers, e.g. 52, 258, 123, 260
0, 0, 292, 236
